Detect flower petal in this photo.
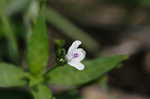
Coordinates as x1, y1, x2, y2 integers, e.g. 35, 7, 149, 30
72, 48, 86, 62
68, 61, 85, 70
68, 40, 82, 53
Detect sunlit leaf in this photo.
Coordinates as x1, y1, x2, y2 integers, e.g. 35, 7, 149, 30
0, 63, 27, 87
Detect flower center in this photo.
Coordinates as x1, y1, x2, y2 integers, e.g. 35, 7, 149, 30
73, 53, 79, 58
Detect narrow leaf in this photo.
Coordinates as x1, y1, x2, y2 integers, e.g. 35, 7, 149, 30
0, 63, 27, 87
1, 16, 19, 63
45, 7, 99, 52
27, 15, 49, 74
47, 55, 128, 87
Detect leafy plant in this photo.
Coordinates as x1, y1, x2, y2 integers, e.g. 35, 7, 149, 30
0, 18, 128, 97
0, 0, 128, 99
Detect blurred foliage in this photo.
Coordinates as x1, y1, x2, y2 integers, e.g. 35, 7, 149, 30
55, 90, 81, 99
1, 16, 19, 63
140, 0, 150, 6
107, 0, 150, 6
0, 63, 26, 87
0, 89, 32, 99
0, 0, 30, 16
104, 0, 140, 5
45, 7, 99, 52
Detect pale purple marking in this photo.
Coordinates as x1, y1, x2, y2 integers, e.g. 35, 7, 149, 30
73, 53, 80, 58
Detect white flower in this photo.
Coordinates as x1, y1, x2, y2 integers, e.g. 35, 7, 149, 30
66, 40, 86, 70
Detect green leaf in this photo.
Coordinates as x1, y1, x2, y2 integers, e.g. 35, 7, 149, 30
27, 15, 49, 74
0, 63, 27, 87
47, 55, 128, 87
31, 84, 53, 99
